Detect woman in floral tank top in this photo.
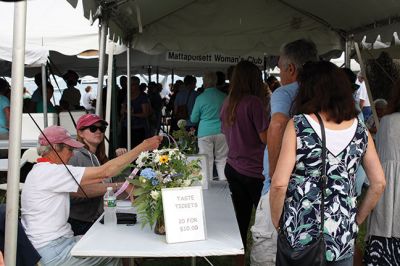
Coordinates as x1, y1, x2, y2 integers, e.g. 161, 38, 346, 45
270, 61, 386, 265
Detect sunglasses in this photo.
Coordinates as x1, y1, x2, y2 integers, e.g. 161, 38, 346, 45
84, 125, 107, 133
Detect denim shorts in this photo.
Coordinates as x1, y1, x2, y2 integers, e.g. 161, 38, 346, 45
37, 236, 121, 266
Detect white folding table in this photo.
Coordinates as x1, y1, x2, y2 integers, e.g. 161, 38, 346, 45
71, 181, 244, 264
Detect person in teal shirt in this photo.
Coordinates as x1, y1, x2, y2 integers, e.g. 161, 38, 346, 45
35, 82, 56, 113
0, 79, 11, 136
191, 71, 228, 181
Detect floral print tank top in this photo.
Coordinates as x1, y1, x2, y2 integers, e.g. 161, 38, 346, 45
282, 114, 368, 261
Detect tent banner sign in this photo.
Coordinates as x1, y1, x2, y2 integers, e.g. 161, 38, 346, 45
166, 51, 264, 66
162, 186, 206, 244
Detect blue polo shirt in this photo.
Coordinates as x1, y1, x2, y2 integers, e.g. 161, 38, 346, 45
262, 81, 299, 194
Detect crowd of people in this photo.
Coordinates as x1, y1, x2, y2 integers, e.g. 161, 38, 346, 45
1, 37, 400, 266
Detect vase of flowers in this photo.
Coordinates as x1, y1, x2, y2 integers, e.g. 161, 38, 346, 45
154, 215, 166, 235
172, 119, 198, 155
130, 148, 202, 233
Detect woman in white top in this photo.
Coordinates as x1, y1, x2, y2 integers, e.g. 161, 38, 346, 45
21, 125, 161, 266
270, 61, 385, 265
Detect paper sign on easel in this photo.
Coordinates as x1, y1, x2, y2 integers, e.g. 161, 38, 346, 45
161, 186, 207, 243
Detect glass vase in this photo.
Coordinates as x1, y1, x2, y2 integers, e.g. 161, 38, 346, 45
154, 215, 166, 235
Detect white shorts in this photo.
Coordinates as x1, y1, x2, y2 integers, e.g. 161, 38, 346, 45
250, 191, 277, 266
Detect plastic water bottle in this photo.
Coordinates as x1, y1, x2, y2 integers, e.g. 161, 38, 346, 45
103, 187, 117, 226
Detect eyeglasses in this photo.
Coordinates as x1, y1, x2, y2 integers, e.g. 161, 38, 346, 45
84, 125, 107, 133
59, 144, 74, 152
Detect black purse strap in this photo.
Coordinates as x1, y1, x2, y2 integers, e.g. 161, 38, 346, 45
314, 112, 327, 235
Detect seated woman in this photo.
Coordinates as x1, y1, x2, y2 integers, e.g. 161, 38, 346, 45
68, 114, 129, 235
21, 125, 161, 266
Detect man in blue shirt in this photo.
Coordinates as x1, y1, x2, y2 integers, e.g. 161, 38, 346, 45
251, 39, 318, 265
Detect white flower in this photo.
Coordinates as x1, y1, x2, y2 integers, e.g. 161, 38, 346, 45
324, 217, 340, 235
136, 151, 149, 167
302, 199, 312, 209
154, 154, 161, 164
150, 190, 160, 200
177, 119, 187, 128
163, 175, 172, 183
182, 179, 191, 187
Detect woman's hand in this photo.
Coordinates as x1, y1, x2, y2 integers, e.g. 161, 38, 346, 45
140, 136, 162, 151
115, 148, 128, 157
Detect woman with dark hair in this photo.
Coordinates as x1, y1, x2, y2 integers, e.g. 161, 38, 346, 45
364, 79, 400, 265
270, 61, 385, 265
68, 114, 129, 235
220, 60, 269, 251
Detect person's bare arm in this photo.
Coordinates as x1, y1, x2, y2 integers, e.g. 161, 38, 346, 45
259, 129, 268, 144
3, 107, 10, 129
71, 182, 124, 198
268, 112, 290, 177
80, 136, 162, 185
359, 99, 365, 109
270, 120, 296, 228
356, 132, 386, 225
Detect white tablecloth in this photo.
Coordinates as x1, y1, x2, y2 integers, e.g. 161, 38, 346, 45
71, 181, 244, 258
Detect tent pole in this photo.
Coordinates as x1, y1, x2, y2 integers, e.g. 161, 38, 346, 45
156, 66, 159, 83
96, 18, 108, 117
344, 36, 352, 68
5, 2, 26, 265
263, 55, 267, 82
171, 68, 174, 86
354, 42, 379, 129
41, 64, 48, 127
126, 43, 132, 150
148, 66, 152, 83
105, 41, 115, 156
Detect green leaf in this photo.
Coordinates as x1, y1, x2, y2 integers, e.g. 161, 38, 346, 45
129, 179, 143, 186
132, 187, 146, 196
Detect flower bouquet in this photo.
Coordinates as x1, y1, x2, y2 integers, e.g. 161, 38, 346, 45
172, 119, 198, 155
130, 148, 202, 233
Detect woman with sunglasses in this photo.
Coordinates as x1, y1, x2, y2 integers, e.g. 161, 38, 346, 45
68, 114, 129, 235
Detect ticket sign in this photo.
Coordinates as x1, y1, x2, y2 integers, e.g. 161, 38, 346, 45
161, 186, 206, 243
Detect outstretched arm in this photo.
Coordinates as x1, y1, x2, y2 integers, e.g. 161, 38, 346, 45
81, 136, 162, 185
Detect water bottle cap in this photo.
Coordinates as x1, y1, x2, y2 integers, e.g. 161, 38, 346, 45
107, 187, 113, 191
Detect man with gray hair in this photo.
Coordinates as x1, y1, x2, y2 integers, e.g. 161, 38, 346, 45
251, 39, 318, 265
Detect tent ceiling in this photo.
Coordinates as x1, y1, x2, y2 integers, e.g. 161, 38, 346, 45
68, 0, 400, 56
287, 0, 400, 41
0, 0, 125, 59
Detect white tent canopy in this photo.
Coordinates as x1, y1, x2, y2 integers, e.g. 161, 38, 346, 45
0, 0, 99, 56
68, 0, 400, 56
0, 0, 125, 73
